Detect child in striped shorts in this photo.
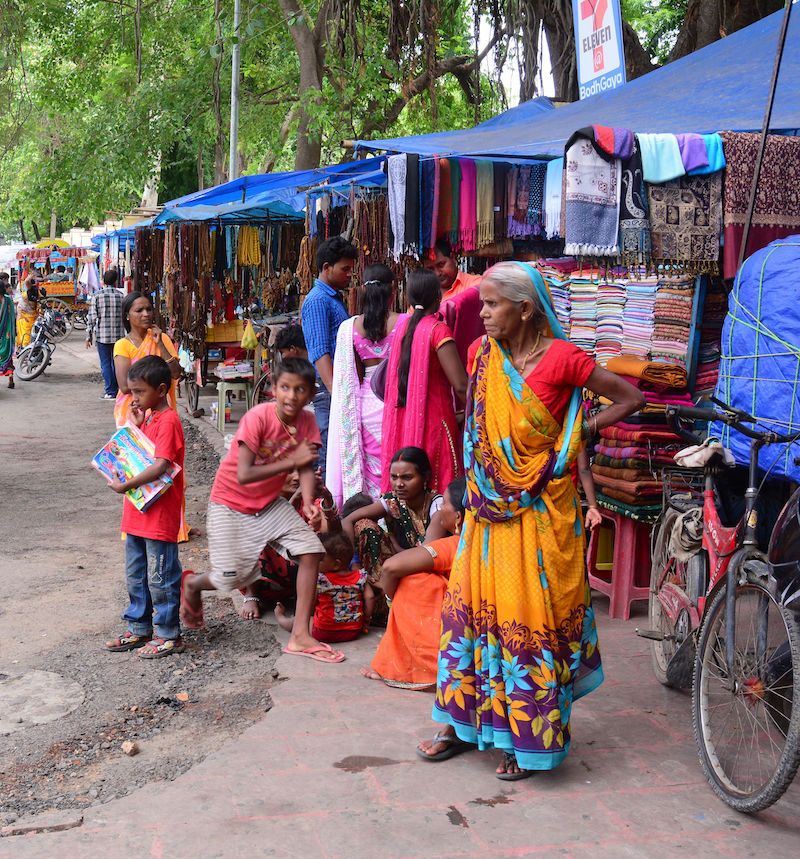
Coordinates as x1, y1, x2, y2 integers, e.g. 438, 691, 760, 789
180, 357, 346, 664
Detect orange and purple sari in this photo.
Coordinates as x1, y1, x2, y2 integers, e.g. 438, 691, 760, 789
433, 264, 603, 771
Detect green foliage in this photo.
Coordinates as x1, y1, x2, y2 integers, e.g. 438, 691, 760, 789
622, 0, 690, 64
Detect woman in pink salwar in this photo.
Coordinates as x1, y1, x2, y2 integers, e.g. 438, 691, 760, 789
327, 266, 401, 507
380, 269, 468, 496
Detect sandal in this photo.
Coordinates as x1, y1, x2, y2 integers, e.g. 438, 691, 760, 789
105, 631, 151, 652
496, 751, 534, 781
179, 569, 204, 629
137, 637, 185, 659
415, 732, 471, 763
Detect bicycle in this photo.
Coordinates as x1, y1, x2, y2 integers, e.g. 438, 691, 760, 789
642, 399, 800, 812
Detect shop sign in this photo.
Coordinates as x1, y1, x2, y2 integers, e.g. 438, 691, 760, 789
572, 0, 627, 99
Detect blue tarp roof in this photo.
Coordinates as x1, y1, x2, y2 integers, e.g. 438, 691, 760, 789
92, 218, 153, 247
354, 10, 800, 159
164, 157, 386, 210
152, 199, 303, 225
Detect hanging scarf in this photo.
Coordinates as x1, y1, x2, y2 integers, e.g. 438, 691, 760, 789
387, 153, 407, 260
437, 158, 452, 242
563, 138, 621, 257
449, 158, 462, 248
544, 159, 564, 240
508, 167, 533, 238
212, 224, 226, 280
526, 163, 547, 232
458, 158, 477, 252
648, 172, 723, 272
688, 134, 726, 176
676, 133, 709, 174
493, 161, 509, 241
637, 133, 685, 183
421, 157, 436, 254
475, 159, 495, 249
429, 157, 441, 250
404, 153, 420, 255
619, 137, 651, 264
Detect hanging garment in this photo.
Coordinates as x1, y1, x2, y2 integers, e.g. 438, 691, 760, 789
618, 137, 650, 263
688, 133, 726, 176
458, 158, 478, 252
429, 157, 441, 250
508, 166, 533, 238
719, 131, 800, 278
676, 133, 709, 174
387, 153, 408, 259
648, 172, 723, 270
404, 153, 420, 255
475, 159, 495, 249
563, 138, 621, 257
449, 158, 462, 247
421, 157, 437, 253
544, 159, 564, 240
436, 158, 452, 242
589, 125, 634, 160
492, 161, 509, 241
637, 133, 685, 183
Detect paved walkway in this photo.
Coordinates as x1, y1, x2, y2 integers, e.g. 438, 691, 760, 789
4, 604, 799, 857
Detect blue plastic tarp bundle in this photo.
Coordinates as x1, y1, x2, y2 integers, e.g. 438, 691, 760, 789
712, 236, 800, 481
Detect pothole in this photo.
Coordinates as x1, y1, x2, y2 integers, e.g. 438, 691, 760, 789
0, 671, 85, 735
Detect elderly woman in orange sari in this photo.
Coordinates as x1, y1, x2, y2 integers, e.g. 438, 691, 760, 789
114, 290, 189, 541
416, 262, 643, 779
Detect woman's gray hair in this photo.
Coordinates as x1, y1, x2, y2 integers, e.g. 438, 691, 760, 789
482, 262, 546, 319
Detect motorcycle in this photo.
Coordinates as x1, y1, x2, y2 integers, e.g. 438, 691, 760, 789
15, 309, 58, 381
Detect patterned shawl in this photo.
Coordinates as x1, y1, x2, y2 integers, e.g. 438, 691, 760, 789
387, 154, 407, 260
618, 137, 650, 264
404, 153, 420, 254
564, 138, 621, 257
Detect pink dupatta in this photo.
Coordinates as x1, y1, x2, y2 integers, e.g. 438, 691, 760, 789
458, 159, 478, 252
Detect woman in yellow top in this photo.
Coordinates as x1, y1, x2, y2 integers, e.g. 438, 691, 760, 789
15, 277, 41, 348
113, 290, 189, 541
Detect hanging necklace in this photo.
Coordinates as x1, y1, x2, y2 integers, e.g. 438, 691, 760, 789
514, 331, 541, 372
276, 409, 297, 436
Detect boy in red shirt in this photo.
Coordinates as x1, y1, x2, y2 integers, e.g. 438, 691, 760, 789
181, 357, 346, 664
105, 356, 186, 659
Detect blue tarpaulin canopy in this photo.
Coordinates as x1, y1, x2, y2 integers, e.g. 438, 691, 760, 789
164, 157, 386, 210
353, 10, 799, 160
152, 199, 303, 225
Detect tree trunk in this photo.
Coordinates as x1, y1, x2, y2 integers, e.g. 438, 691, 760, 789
540, 0, 578, 102
197, 143, 204, 191
212, 0, 226, 184
278, 0, 333, 170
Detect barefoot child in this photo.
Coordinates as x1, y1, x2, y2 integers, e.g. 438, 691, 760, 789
181, 357, 346, 664
105, 356, 186, 659
275, 531, 375, 644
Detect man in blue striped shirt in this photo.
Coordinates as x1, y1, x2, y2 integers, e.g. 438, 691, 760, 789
300, 237, 357, 475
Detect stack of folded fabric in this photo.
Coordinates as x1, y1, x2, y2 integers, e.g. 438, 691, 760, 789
539, 259, 580, 333
595, 279, 627, 364
621, 276, 658, 358
592, 356, 694, 517
651, 277, 696, 369
569, 277, 599, 354
694, 280, 727, 397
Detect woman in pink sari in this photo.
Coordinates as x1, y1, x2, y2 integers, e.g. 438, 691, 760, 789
381, 269, 468, 495
327, 265, 401, 507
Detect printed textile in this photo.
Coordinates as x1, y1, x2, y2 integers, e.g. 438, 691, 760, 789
564, 138, 621, 257
618, 138, 651, 263
647, 172, 722, 269
387, 154, 407, 259
719, 132, 800, 278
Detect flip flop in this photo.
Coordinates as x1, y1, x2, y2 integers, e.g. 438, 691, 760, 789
496, 752, 534, 781
179, 569, 204, 629
282, 642, 346, 664
415, 732, 471, 762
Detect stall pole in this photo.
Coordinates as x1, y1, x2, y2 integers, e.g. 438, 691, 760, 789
229, 0, 242, 181
737, 0, 793, 271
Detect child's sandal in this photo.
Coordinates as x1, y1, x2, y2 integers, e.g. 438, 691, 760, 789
137, 637, 185, 659
105, 631, 151, 652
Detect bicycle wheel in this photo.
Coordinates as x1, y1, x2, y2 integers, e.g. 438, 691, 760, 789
693, 580, 800, 813
649, 514, 689, 685
15, 344, 51, 380
252, 368, 274, 404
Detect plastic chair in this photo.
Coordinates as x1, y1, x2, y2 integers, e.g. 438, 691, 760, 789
216, 380, 253, 434
587, 507, 652, 620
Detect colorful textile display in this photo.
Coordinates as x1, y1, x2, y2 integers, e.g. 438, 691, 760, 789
476, 159, 495, 249
594, 280, 626, 365
387, 154, 407, 259
719, 132, 800, 279
605, 355, 687, 389
620, 277, 657, 359
458, 158, 477, 252
404, 153, 420, 255
568, 277, 599, 354
676, 133, 709, 174
651, 278, 695, 370
637, 133, 685, 183
695, 278, 726, 396
544, 159, 564, 240
564, 138, 621, 257
589, 125, 634, 160
688, 133, 726, 176
618, 139, 650, 263
647, 173, 722, 269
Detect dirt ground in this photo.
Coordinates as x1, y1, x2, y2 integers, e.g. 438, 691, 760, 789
0, 331, 282, 823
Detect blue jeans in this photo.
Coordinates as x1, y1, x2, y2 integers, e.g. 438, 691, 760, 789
123, 535, 182, 639
313, 388, 331, 479
97, 341, 118, 396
